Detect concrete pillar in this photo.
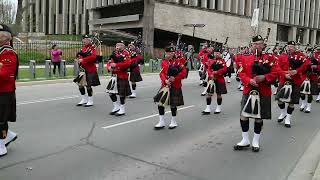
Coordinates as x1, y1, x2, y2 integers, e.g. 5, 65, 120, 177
289, 0, 295, 24
22, 0, 28, 32
201, 0, 207, 8
48, 0, 54, 34
62, 0, 68, 34
269, 0, 275, 21
183, 0, 189, 5
82, 0, 87, 35
315, 0, 320, 28
303, 29, 310, 44
35, 0, 40, 32
29, 1, 33, 32
311, 30, 317, 45
55, 0, 60, 34
288, 26, 297, 42
208, 0, 215, 9
274, 0, 280, 22
42, 0, 47, 33
217, 0, 224, 11
231, 0, 239, 14
239, 0, 245, 15
294, 0, 301, 25
263, 0, 269, 20
69, 0, 74, 34
304, 0, 311, 27
300, 0, 306, 26
245, 0, 252, 16
284, 0, 290, 24
224, 0, 231, 12
75, 0, 81, 35
108, 0, 114, 6
279, 0, 285, 23
309, 0, 315, 28
88, 10, 100, 34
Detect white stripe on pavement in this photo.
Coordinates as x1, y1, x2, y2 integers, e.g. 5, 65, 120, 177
101, 105, 195, 129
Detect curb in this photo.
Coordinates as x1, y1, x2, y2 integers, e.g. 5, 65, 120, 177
16, 71, 198, 87
287, 127, 320, 180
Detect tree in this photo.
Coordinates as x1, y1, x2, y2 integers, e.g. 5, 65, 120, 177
142, 0, 155, 57
0, 0, 15, 24
15, 0, 23, 25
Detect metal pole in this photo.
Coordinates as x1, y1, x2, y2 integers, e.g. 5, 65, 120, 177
193, 26, 196, 38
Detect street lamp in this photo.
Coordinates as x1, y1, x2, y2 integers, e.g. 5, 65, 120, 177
184, 24, 206, 38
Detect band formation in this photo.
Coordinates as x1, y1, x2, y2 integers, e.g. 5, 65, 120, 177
1, 23, 320, 157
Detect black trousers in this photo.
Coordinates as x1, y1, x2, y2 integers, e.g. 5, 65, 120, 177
53, 62, 61, 75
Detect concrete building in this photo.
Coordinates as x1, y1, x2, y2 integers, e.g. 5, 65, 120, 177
22, 0, 320, 47
22, 0, 88, 35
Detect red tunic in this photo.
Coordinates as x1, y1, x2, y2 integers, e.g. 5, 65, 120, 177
106, 50, 131, 80
0, 46, 18, 93
277, 52, 310, 86
160, 58, 187, 89
130, 52, 143, 73
309, 52, 320, 81
79, 45, 97, 73
239, 53, 279, 96
207, 57, 228, 84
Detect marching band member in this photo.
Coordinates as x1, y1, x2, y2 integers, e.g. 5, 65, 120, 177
128, 43, 144, 98
198, 42, 209, 86
276, 41, 310, 128
200, 47, 214, 96
74, 35, 100, 107
106, 42, 132, 116
313, 47, 320, 103
0, 24, 19, 157
154, 46, 187, 130
300, 46, 320, 112
202, 47, 228, 115
234, 35, 278, 152
223, 49, 233, 83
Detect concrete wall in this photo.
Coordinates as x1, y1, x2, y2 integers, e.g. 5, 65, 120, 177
154, 2, 277, 47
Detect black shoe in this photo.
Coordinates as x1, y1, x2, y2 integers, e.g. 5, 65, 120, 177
214, 111, 221, 114
233, 144, 250, 151
201, 94, 206, 96
277, 116, 286, 123
285, 124, 291, 128
109, 109, 120, 115
76, 104, 84, 107
304, 110, 310, 113
202, 111, 211, 115
300, 108, 304, 112
115, 113, 125, 117
154, 126, 165, 130
168, 126, 177, 130
5, 136, 17, 147
84, 104, 93, 107
316, 100, 320, 103
252, 146, 260, 152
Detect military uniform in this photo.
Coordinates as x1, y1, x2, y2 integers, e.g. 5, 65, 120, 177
0, 24, 18, 157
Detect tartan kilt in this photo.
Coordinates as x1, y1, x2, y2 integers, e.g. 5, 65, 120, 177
310, 80, 319, 95
276, 84, 300, 104
0, 92, 17, 123
241, 94, 271, 119
169, 88, 184, 107
130, 71, 143, 82
86, 71, 101, 87
215, 82, 227, 94
117, 78, 132, 97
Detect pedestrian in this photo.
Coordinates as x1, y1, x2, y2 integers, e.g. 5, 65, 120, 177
51, 44, 62, 76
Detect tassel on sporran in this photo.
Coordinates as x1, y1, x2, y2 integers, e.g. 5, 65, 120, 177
73, 67, 87, 87
153, 86, 170, 107
106, 74, 118, 94
241, 90, 261, 119
205, 80, 215, 95
300, 78, 311, 95
278, 81, 292, 103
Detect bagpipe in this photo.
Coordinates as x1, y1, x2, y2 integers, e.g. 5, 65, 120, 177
205, 58, 225, 95
153, 64, 182, 107
73, 47, 93, 86
91, 34, 104, 63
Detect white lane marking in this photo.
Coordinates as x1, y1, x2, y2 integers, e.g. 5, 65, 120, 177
16, 81, 197, 106
101, 105, 195, 129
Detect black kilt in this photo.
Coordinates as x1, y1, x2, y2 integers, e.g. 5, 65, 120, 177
0, 92, 16, 123
241, 95, 271, 119
117, 78, 132, 97
215, 82, 227, 94
276, 84, 300, 104
311, 80, 319, 95
169, 88, 184, 107
86, 71, 100, 87
130, 71, 143, 82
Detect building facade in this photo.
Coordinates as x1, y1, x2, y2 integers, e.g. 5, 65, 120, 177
22, 0, 320, 47
22, 0, 88, 35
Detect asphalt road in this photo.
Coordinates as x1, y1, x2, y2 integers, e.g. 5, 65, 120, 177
1, 72, 320, 180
